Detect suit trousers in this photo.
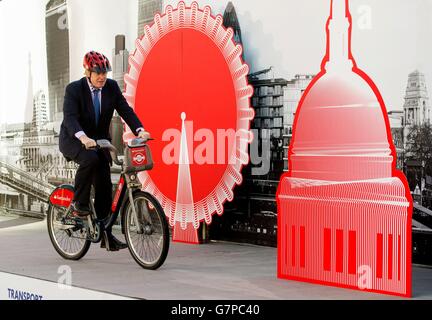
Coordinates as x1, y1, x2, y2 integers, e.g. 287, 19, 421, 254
72, 148, 112, 221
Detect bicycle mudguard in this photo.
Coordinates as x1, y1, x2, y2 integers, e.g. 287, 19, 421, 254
49, 185, 74, 208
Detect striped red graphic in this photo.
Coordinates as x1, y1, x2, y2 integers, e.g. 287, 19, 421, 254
377, 233, 383, 279
292, 226, 296, 267
277, 0, 412, 297
398, 235, 401, 281
300, 226, 305, 268
388, 234, 393, 280
324, 228, 331, 271
336, 229, 344, 273
348, 231, 356, 275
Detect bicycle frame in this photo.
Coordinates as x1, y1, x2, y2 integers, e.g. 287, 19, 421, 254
104, 173, 143, 235
49, 138, 154, 242
98, 138, 154, 236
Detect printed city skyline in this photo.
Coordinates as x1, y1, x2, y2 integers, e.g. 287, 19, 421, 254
1, 0, 431, 125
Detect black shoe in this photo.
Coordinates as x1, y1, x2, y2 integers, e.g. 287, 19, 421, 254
71, 202, 91, 218
101, 232, 128, 251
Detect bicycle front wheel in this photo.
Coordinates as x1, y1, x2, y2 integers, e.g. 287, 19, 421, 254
123, 191, 170, 270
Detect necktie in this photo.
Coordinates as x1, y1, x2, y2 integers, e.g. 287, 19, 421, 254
93, 89, 101, 126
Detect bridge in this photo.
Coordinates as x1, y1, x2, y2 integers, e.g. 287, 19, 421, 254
0, 159, 54, 203
413, 202, 432, 230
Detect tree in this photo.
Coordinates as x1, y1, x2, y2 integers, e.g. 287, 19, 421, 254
405, 122, 432, 190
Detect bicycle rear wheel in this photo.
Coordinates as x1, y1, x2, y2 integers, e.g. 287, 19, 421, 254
47, 204, 91, 260
123, 191, 170, 270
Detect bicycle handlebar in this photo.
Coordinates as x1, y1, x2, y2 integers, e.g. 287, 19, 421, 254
91, 138, 154, 166
94, 139, 123, 166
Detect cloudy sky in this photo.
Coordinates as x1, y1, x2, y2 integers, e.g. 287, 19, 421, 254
0, 0, 431, 124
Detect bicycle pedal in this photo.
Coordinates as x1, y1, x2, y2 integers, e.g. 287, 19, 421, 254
70, 216, 85, 224
71, 211, 91, 219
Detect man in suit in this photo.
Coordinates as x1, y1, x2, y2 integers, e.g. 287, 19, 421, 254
59, 51, 150, 251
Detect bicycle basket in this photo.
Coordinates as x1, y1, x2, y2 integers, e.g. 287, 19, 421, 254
124, 140, 154, 173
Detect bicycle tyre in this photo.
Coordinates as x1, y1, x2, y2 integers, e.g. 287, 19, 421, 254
122, 191, 170, 270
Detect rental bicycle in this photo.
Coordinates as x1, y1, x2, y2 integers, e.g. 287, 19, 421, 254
47, 138, 170, 270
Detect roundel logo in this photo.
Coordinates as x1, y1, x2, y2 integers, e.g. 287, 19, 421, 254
133, 153, 145, 165
123, 1, 254, 243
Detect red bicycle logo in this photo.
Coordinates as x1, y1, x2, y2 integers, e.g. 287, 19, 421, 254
49, 189, 74, 207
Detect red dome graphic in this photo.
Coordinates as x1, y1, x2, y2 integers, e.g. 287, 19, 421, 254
277, 0, 412, 297
291, 71, 393, 181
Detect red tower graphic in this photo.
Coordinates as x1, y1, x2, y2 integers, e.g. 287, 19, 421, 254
123, 2, 254, 244
277, 0, 412, 297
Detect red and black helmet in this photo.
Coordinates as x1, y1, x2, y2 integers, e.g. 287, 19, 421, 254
83, 51, 112, 73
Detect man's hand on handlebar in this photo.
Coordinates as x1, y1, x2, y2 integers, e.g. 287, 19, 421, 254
79, 135, 97, 149
138, 130, 151, 141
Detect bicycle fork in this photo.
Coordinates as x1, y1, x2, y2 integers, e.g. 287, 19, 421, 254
88, 200, 97, 235
127, 188, 153, 235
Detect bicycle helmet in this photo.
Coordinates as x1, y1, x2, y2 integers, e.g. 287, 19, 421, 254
83, 51, 112, 73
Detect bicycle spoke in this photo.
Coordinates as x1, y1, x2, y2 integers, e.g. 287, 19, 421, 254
50, 205, 88, 256
127, 197, 164, 265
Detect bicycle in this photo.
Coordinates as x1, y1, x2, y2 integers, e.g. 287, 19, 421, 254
47, 138, 170, 270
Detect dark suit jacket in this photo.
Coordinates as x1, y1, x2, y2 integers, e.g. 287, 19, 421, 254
59, 77, 143, 160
